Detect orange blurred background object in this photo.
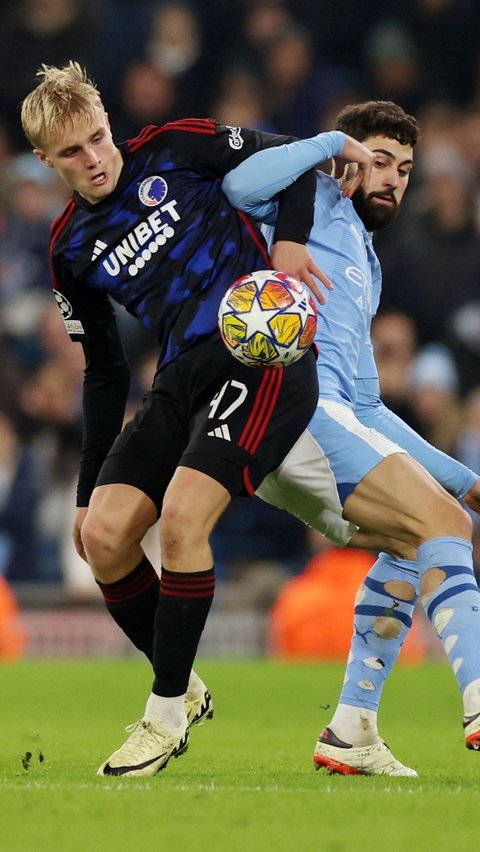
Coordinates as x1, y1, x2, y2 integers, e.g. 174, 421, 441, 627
268, 547, 427, 663
0, 576, 26, 662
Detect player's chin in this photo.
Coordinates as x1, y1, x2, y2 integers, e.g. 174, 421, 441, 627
368, 204, 398, 231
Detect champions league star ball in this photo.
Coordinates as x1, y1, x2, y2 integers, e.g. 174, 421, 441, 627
218, 269, 317, 368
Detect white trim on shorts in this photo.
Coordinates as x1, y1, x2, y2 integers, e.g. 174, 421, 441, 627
257, 399, 406, 547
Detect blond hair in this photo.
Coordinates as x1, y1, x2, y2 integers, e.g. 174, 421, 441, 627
21, 61, 104, 149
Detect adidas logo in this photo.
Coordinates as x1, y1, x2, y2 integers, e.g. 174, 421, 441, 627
91, 239, 108, 261
207, 424, 231, 441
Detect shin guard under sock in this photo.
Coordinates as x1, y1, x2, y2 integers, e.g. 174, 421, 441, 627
97, 556, 159, 661
152, 567, 215, 697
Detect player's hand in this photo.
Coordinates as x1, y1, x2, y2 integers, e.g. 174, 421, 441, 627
334, 135, 375, 198
270, 241, 333, 305
73, 506, 89, 560
463, 479, 480, 515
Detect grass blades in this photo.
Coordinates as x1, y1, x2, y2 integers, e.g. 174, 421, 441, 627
0, 658, 478, 851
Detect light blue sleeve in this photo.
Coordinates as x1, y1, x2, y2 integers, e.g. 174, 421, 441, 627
354, 342, 478, 499
222, 131, 346, 222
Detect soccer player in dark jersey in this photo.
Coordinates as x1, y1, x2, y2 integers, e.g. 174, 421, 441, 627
20, 61, 374, 778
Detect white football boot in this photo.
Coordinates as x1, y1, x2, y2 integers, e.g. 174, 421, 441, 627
313, 727, 418, 777
185, 674, 214, 729
464, 711, 480, 750
97, 716, 188, 778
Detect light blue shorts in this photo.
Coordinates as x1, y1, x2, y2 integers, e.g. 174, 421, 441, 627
257, 399, 405, 546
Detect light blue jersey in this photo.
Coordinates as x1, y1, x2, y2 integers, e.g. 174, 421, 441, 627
226, 132, 480, 735
224, 131, 381, 408
223, 133, 477, 512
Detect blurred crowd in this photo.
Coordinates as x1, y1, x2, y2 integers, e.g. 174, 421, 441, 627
2, 0, 480, 600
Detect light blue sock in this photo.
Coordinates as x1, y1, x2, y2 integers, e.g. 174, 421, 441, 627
418, 536, 480, 693
338, 552, 419, 711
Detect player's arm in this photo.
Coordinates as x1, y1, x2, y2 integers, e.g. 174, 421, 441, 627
221, 131, 374, 214
221, 130, 374, 300
354, 337, 478, 501
52, 265, 130, 509
160, 121, 326, 299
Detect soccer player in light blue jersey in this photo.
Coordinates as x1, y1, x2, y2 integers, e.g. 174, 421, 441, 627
223, 101, 480, 776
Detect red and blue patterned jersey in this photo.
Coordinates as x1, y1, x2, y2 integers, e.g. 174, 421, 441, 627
51, 119, 312, 368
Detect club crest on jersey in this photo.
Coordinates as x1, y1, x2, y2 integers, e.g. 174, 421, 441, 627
138, 175, 168, 207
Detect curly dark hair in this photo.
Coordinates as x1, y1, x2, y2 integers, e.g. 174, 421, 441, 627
335, 101, 419, 147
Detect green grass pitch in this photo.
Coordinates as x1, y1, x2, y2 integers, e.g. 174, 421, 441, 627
0, 658, 478, 851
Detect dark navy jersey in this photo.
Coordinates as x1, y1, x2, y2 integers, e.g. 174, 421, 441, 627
51, 119, 313, 368
48, 119, 316, 504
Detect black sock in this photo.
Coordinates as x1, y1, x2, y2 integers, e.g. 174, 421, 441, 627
152, 567, 215, 696
97, 556, 159, 661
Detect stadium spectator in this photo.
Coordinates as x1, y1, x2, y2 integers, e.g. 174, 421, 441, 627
0, 0, 100, 150
362, 19, 425, 116
210, 68, 273, 132
363, 1, 480, 110
0, 411, 43, 583
0, 153, 68, 369
376, 142, 480, 366
262, 25, 357, 137
370, 309, 422, 433
144, 2, 215, 119
408, 343, 463, 455
114, 60, 178, 142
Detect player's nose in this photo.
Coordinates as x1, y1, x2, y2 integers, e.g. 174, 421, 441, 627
85, 147, 101, 167
384, 166, 400, 188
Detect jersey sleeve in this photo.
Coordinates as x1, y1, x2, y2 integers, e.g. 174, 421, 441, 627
221, 131, 346, 218
156, 120, 320, 244
52, 260, 130, 506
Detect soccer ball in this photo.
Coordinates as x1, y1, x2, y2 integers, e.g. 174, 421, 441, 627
218, 270, 317, 368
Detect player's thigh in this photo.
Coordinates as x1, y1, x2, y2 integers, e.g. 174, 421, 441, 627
96, 387, 190, 514
308, 399, 406, 506
162, 466, 231, 542
344, 452, 465, 541
307, 399, 460, 543
257, 429, 357, 547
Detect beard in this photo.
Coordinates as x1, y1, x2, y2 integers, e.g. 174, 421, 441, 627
352, 188, 399, 231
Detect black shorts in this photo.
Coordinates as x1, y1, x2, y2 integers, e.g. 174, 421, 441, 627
96, 335, 318, 513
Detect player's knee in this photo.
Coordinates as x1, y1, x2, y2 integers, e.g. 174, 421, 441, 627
160, 500, 202, 563
427, 499, 472, 541
81, 513, 128, 567
455, 504, 473, 539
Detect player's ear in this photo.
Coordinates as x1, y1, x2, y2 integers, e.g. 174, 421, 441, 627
34, 148, 54, 167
